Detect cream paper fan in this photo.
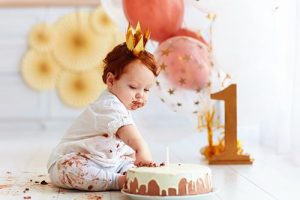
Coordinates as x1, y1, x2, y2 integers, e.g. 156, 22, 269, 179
109, 30, 125, 50
90, 6, 124, 52
29, 23, 56, 52
53, 11, 112, 72
90, 6, 118, 35
21, 50, 61, 91
57, 69, 106, 108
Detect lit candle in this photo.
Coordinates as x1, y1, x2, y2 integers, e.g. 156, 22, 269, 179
166, 146, 170, 166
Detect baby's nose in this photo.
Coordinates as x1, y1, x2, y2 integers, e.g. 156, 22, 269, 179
135, 91, 143, 99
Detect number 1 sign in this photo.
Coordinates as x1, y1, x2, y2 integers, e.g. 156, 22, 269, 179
209, 84, 253, 164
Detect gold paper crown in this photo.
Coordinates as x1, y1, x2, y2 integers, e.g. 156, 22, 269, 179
126, 22, 150, 56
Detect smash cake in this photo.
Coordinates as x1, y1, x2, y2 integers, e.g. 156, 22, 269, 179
123, 163, 212, 196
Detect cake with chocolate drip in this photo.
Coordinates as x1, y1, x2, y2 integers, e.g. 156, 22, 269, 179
124, 163, 212, 196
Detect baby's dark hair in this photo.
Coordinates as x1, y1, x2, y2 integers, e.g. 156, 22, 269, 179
102, 43, 160, 83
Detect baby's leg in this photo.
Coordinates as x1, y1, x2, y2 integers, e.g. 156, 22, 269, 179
49, 153, 121, 191
117, 175, 126, 189
114, 159, 135, 190
117, 158, 135, 175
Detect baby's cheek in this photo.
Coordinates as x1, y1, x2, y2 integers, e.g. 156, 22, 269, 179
143, 99, 148, 105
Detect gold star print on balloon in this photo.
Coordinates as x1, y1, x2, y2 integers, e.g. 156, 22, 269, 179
156, 81, 160, 87
168, 88, 175, 95
195, 88, 201, 93
21, 50, 61, 91
159, 63, 167, 70
178, 54, 191, 62
29, 23, 56, 52
197, 63, 204, 69
57, 69, 105, 108
177, 102, 182, 107
53, 11, 111, 72
161, 48, 171, 56
179, 77, 186, 86
206, 81, 212, 88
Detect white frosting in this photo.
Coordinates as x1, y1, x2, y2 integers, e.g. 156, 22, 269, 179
126, 163, 212, 195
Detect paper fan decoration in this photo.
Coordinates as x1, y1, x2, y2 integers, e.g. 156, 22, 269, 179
57, 69, 105, 108
29, 23, 56, 52
21, 50, 61, 91
90, 6, 118, 35
53, 11, 112, 72
112, 30, 125, 45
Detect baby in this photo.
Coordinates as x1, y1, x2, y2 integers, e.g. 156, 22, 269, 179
47, 24, 160, 191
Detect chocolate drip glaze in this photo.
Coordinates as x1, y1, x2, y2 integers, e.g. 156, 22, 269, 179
138, 185, 146, 195
168, 188, 177, 196
126, 177, 211, 196
129, 178, 138, 194
147, 180, 160, 196
178, 178, 187, 195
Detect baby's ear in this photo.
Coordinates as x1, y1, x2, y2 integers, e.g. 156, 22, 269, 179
106, 72, 115, 88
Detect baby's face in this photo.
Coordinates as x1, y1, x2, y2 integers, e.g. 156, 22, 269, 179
109, 60, 156, 110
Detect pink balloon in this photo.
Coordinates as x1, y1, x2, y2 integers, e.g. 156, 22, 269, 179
155, 36, 211, 90
171, 28, 209, 46
122, 0, 184, 42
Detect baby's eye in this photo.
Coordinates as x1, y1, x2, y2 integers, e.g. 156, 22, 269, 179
144, 88, 150, 92
129, 85, 136, 89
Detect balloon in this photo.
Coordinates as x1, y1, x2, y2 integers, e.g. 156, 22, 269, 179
100, 0, 128, 30
171, 28, 208, 46
155, 36, 210, 90
154, 73, 212, 115
187, 0, 216, 13
182, 0, 215, 46
154, 57, 232, 115
122, 0, 184, 42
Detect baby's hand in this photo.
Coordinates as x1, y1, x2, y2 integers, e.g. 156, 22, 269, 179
134, 151, 152, 166
135, 161, 157, 167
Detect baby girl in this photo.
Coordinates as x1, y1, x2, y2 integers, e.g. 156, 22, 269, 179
47, 24, 160, 191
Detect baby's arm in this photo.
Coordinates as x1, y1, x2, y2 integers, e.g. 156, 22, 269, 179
116, 125, 152, 165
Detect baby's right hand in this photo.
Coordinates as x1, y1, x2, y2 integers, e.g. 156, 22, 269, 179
134, 152, 156, 167
135, 160, 157, 167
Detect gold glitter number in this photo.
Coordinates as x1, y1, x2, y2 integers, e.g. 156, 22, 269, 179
209, 84, 253, 164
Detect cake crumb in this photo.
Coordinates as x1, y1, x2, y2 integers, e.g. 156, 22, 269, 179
0, 184, 11, 189
40, 180, 48, 185
23, 188, 29, 193
87, 194, 102, 200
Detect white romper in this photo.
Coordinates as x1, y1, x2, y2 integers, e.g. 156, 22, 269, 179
47, 90, 135, 191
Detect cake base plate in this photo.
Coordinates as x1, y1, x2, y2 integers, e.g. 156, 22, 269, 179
121, 189, 217, 200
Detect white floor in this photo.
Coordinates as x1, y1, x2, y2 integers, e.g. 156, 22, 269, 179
0, 126, 299, 200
